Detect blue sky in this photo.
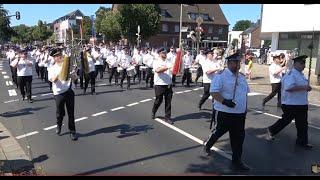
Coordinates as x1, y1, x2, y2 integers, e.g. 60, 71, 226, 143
3, 4, 261, 30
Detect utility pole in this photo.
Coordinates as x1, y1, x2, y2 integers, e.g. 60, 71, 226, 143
195, 5, 202, 55
179, 4, 183, 49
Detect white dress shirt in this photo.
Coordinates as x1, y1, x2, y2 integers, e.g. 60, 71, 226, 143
48, 63, 75, 95
269, 62, 283, 84
281, 68, 308, 105
153, 58, 173, 85
10, 58, 33, 76
119, 54, 132, 69
132, 54, 143, 65
210, 68, 250, 114
183, 54, 193, 69
202, 59, 223, 84
143, 53, 154, 68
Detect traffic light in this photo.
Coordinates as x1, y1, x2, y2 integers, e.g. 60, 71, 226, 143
15, 11, 20, 20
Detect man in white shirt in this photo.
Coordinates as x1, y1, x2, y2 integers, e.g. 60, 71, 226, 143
167, 47, 176, 87
143, 47, 155, 88
92, 47, 104, 79
195, 49, 207, 86
263, 55, 286, 107
83, 47, 96, 95
132, 47, 143, 84
119, 47, 133, 90
267, 55, 313, 150
182, 49, 193, 87
7, 47, 18, 87
10, 48, 33, 103
48, 48, 78, 141
204, 53, 250, 171
107, 48, 119, 86
152, 48, 174, 124
38, 47, 46, 81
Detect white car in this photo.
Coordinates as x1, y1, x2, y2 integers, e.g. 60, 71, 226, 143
249, 49, 260, 58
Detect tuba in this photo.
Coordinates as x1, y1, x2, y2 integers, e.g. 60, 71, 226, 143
58, 28, 79, 81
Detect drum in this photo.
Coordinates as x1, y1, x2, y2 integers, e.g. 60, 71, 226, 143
127, 66, 137, 77
189, 67, 198, 73
139, 65, 148, 71
117, 67, 123, 73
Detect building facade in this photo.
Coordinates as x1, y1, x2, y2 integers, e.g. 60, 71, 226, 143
112, 4, 229, 49
228, 31, 243, 50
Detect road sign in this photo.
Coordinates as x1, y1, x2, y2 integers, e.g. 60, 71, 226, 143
181, 26, 188, 32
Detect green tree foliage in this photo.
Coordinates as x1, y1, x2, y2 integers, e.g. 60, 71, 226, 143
11, 24, 33, 44
232, 20, 253, 31
0, 4, 14, 42
94, 6, 111, 35
100, 11, 121, 43
32, 20, 52, 42
117, 4, 161, 45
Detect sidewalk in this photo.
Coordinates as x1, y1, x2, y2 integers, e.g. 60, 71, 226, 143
0, 122, 36, 176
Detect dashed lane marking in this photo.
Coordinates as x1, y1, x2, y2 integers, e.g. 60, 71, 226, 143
43, 125, 57, 131
16, 131, 39, 139
75, 117, 89, 122
3, 75, 9, 79
183, 90, 192, 93
140, 98, 152, 103
110, 106, 125, 111
8, 89, 17, 96
175, 91, 184, 94
154, 118, 232, 160
2, 72, 7, 74
92, 111, 108, 117
127, 102, 139, 107
41, 93, 53, 96
4, 99, 19, 103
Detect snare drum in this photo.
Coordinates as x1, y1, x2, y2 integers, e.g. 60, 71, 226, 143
126, 66, 137, 77
139, 65, 148, 71
117, 67, 123, 73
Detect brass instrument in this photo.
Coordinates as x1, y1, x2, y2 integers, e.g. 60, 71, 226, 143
82, 51, 90, 74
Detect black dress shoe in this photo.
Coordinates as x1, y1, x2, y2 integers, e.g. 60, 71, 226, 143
198, 104, 202, 111
164, 117, 174, 125
22, 96, 25, 101
152, 114, 155, 119
266, 128, 275, 141
56, 126, 61, 135
231, 161, 250, 171
28, 99, 33, 103
203, 141, 211, 156
296, 143, 313, 150
70, 132, 78, 141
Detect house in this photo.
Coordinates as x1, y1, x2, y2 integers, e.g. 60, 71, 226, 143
261, 4, 320, 83
51, 10, 85, 45
228, 31, 243, 50
112, 4, 229, 49
240, 20, 261, 50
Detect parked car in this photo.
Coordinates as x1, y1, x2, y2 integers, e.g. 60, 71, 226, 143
248, 48, 260, 58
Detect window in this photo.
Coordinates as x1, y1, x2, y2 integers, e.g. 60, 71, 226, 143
175, 25, 179, 33
218, 27, 223, 35
280, 33, 288, 39
161, 9, 172, 18
301, 34, 313, 39
208, 26, 213, 34
162, 24, 168, 32
161, 9, 166, 16
202, 14, 209, 21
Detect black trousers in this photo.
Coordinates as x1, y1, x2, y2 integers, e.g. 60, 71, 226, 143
152, 85, 173, 119
10, 66, 18, 87
44, 67, 48, 82
195, 66, 203, 83
142, 68, 146, 80
120, 69, 131, 88
102, 58, 108, 73
182, 68, 191, 86
39, 66, 45, 81
133, 65, 141, 83
35, 62, 39, 77
199, 83, 211, 108
79, 69, 85, 88
206, 111, 246, 162
172, 75, 176, 86
95, 65, 104, 79
268, 105, 308, 145
54, 89, 76, 132
17, 76, 32, 99
146, 68, 154, 87
263, 83, 281, 105
84, 71, 96, 93
109, 67, 119, 84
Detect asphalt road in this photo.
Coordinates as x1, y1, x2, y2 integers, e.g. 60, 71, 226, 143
0, 58, 320, 175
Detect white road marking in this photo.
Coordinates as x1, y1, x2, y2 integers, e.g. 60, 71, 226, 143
32, 95, 37, 98
127, 102, 139, 107
175, 91, 184, 94
8, 89, 17, 96
310, 103, 320, 107
41, 93, 53, 96
110, 106, 125, 111
6, 81, 9, 86
92, 111, 107, 117
75, 117, 88, 122
43, 125, 57, 131
140, 98, 152, 103
2, 72, 6, 74
4, 75, 9, 79
183, 90, 192, 93
154, 118, 232, 160
248, 92, 262, 96
4, 99, 19, 103
97, 83, 107, 86
16, 131, 39, 139
8, 81, 13, 85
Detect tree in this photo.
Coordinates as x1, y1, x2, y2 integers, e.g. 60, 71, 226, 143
32, 20, 52, 42
94, 6, 111, 35
117, 4, 161, 45
100, 11, 121, 43
0, 4, 14, 42
11, 24, 33, 44
232, 20, 253, 31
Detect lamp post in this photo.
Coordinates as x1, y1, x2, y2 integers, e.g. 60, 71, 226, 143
195, 5, 202, 55
179, 4, 183, 49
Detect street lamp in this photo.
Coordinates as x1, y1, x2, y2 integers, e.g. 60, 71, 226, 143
179, 4, 183, 49
195, 5, 202, 55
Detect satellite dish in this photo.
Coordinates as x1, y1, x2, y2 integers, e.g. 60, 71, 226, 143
138, 25, 140, 34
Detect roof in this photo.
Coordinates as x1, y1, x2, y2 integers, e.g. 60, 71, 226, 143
113, 4, 229, 25
52, 10, 84, 24
241, 20, 261, 35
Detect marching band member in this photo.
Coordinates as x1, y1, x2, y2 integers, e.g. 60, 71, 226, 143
10, 48, 34, 103
167, 46, 176, 87
92, 47, 104, 79
152, 47, 174, 125
6, 47, 18, 87
266, 55, 313, 150
48, 48, 78, 141
182, 49, 193, 87
106, 48, 119, 86
83, 47, 96, 95
198, 49, 223, 110
203, 53, 250, 171
132, 47, 143, 84
194, 49, 206, 86
119, 47, 132, 90
38, 47, 46, 81
143, 47, 155, 88
34, 46, 41, 78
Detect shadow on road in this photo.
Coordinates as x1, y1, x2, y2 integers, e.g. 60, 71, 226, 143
0, 107, 47, 118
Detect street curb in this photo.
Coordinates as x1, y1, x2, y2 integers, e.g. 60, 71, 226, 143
0, 121, 35, 175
